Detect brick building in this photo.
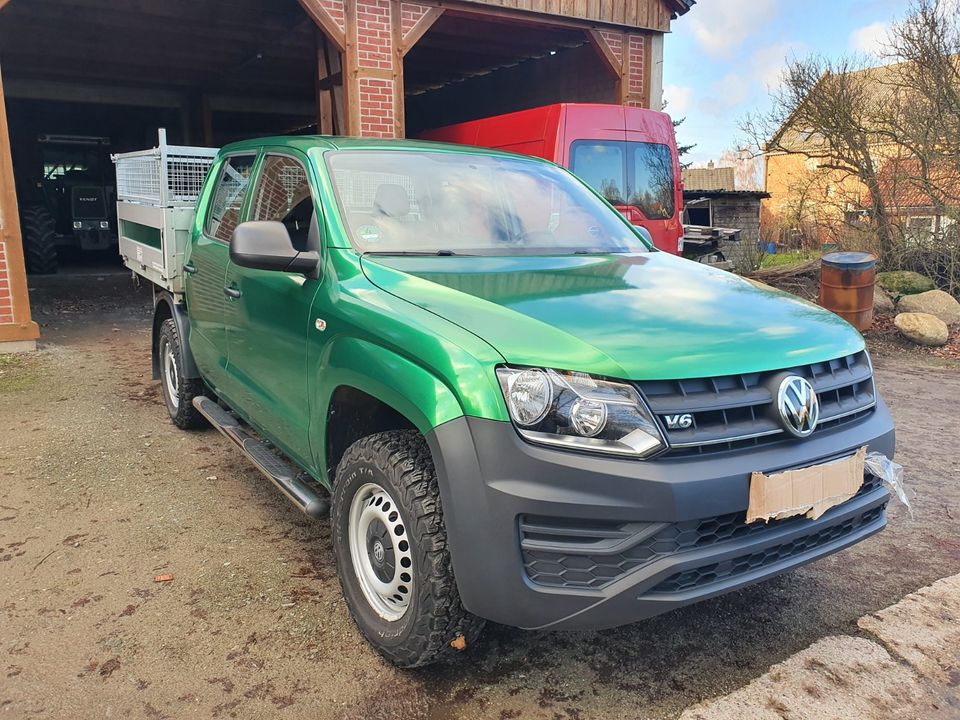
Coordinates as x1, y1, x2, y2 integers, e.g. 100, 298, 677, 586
0, 0, 692, 351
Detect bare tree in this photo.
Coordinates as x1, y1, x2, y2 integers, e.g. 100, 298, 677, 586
742, 55, 895, 254
718, 147, 763, 190
880, 0, 960, 213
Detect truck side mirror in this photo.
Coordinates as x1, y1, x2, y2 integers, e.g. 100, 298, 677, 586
230, 221, 319, 275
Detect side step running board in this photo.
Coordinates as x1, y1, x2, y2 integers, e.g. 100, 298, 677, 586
193, 396, 329, 519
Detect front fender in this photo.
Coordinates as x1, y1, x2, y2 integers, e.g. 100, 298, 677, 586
318, 336, 465, 436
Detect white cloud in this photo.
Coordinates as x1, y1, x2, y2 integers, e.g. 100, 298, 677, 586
849, 21, 890, 56
698, 73, 750, 117
752, 41, 807, 89
687, 0, 778, 59
663, 84, 693, 117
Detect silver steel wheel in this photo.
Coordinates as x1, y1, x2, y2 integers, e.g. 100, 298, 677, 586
160, 335, 179, 410
348, 482, 414, 621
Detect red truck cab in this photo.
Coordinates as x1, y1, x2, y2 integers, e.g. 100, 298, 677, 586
420, 103, 684, 254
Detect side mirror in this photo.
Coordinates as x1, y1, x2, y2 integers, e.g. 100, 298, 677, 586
230, 221, 319, 274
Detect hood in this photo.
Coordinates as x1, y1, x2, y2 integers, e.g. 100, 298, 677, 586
360, 253, 864, 380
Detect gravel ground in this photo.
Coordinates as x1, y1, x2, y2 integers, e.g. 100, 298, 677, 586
2, 269, 958, 720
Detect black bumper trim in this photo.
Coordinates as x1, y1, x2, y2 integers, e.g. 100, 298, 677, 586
426, 399, 895, 631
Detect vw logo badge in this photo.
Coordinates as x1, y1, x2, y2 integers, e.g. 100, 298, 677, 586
372, 540, 385, 563
777, 375, 820, 437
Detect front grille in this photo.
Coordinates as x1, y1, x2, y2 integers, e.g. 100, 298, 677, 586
637, 351, 876, 457
520, 476, 884, 590
71, 186, 107, 220
648, 504, 885, 594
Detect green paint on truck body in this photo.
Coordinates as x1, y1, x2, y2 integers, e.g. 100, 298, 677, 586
184, 135, 864, 488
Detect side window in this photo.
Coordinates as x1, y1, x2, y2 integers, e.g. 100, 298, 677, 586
251, 155, 314, 251
205, 154, 256, 242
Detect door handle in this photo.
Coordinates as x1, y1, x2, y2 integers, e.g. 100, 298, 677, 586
223, 286, 242, 299
183, 263, 198, 274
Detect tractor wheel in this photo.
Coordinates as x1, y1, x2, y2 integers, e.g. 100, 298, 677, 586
21, 206, 58, 275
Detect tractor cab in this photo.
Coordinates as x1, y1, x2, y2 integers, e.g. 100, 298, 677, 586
18, 134, 116, 274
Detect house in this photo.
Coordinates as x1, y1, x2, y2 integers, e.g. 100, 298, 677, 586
761, 60, 957, 249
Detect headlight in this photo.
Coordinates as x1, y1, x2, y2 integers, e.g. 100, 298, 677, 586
496, 367, 667, 458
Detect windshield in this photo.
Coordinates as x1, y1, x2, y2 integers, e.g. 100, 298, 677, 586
570, 140, 676, 220
40, 146, 106, 182
326, 150, 649, 255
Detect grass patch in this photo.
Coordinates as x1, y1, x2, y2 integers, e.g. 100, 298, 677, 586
760, 250, 820, 269
0, 353, 45, 394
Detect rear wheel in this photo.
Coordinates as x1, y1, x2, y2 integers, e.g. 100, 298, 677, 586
158, 318, 205, 429
332, 430, 484, 667
21, 206, 58, 275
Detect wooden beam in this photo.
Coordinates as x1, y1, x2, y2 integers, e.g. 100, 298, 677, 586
201, 95, 213, 147
315, 27, 333, 134
391, 0, 405, 137
298, 0, 346, 51
0, 63, 40, 346
343, 0, 358, 136
400, 7, 445, 56
585, 29, 620, 77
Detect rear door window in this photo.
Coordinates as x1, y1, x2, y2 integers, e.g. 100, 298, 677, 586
629, 143, 675, 220
570, 140, 675, 220
570, 142, 625, 205
205, 154, 257, 242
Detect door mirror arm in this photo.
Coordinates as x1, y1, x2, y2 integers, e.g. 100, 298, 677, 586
230, 221, 320, 276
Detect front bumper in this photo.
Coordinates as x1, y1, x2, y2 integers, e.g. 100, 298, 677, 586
426, 399, 895, 630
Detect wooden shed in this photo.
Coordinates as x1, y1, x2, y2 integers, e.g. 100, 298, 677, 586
0, 0, 692, 351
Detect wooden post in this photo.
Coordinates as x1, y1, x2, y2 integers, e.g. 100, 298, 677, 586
315, 27, 334, 135
0, 64, 40, 352
200, 95, 214, 147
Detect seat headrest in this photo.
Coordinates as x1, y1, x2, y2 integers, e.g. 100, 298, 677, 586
373, 183, 410, 219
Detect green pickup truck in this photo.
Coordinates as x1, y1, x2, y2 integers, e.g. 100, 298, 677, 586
132, 136, 894, 667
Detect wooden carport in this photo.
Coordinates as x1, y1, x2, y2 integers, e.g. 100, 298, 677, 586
0, 0, 691, 351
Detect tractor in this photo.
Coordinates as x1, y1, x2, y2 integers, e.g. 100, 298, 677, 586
17, 134, 116, 274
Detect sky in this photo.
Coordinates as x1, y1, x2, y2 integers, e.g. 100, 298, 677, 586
662, 0, 911, 168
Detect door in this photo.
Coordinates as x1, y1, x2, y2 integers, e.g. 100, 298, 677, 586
223, 152, 322, 465
185, 153, 257, 391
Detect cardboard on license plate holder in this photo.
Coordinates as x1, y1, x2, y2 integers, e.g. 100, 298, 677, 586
747, 446, 867, 524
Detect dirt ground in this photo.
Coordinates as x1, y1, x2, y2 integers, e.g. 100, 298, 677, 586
2, 269, 959, 720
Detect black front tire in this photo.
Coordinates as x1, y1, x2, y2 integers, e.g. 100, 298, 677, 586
21, 206, 58, 275
332, 430, 485, 667
157, 318, 205, 429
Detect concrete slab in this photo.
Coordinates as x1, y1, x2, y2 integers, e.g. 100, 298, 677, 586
859, 573, 960, 682
678, 635, 925, 720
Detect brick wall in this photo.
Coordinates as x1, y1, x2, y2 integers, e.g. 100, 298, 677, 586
593, 29, 648, 107
0, 238, 11, 326
354, 0, 398, 138
626, 34, 645, 107
400, 2, 431, 36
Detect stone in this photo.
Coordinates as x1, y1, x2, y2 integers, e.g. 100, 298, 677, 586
894, 312, 949, 347
873, 286, 895, 314
876, 271, 936, 297
896, 289, 960, 325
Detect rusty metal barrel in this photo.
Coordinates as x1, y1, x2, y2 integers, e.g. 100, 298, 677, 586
818, 252, 878, 331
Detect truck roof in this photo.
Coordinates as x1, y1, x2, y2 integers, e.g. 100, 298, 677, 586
218, 134, 552, 161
